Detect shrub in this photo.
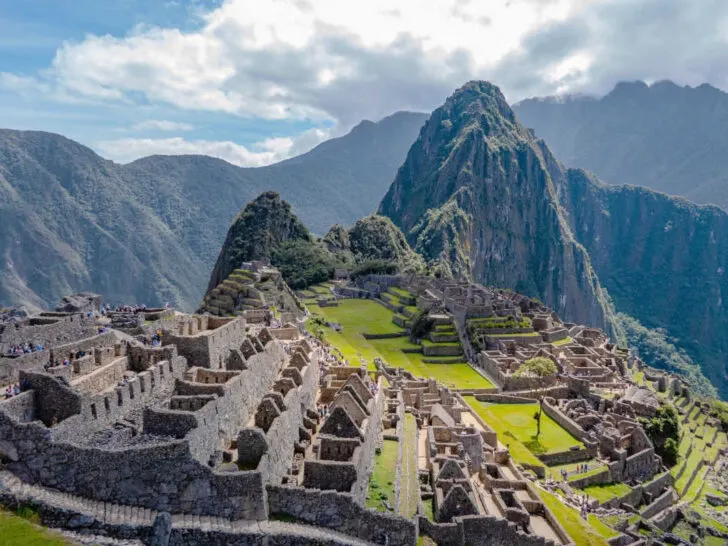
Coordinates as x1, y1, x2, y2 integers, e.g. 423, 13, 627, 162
410, 310, 435, 341
639, 404, 680, 465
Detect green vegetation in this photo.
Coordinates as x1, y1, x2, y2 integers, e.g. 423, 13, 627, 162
513, 357, 558, 439
398, 414, 419, 517
351, 259, 398, 279
638, 404, 680, 466
366, 440, 399, 511
580, 482, 632, 504
348, 215, 425, 273
272, 240, 345, 289
0, 509, 71, 545
537, 489, 614, 546
552, 337, 572, 346
310, 300, 493, 388
617, 313, 717, 398
463, 397, 582, 469
410, 310, 435, 341
480, 401, 582, 454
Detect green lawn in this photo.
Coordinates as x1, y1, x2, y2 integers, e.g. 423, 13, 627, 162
468, 401, 583, 455
552, 337, 572, 346
311, 300, 405, 336
537, 489, 616, 546
580, 482, 632, 504
366, 440, 399, 512
0, 510, 71, 545
310, 300, 493, 389
463, 396, 543, 468
398, 414, 419, 518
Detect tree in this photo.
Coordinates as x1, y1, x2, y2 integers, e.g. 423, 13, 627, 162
513, 357, 558, 438
638, 403, 680, 466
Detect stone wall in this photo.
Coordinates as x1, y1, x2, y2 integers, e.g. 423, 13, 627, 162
164, 318, 245, 369
623, 448, 659, 481
419, 514, 557, 546
0, 411, 267, 519
538, 447, 592, 466
0, 313, 95, 350
267, 485, 417, 546
641, 489, 676, 519
569, 468, 612, 489
254, 353, 319, 484
542, 401, 587, 442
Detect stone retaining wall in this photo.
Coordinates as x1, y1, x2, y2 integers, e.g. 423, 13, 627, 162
641, 489, 676, 519
267, 485, 417, 546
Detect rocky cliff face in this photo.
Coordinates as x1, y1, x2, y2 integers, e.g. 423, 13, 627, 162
379, 81, 615, 333
561, 169, 728, 395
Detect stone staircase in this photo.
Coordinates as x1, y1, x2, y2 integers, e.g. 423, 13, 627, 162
0, 471, 372, 545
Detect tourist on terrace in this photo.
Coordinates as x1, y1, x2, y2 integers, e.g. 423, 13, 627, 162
4, 386, 13, 399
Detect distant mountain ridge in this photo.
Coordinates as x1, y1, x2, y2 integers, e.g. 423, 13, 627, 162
0, 111, 428, 310
514, 80, 728, 208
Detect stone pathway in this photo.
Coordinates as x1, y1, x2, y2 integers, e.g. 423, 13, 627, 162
0, 471, 372, 545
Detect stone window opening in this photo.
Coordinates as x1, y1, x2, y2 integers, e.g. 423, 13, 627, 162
90, 403, 97, 420
117, 390, 123, 407
104, 397, 110, 414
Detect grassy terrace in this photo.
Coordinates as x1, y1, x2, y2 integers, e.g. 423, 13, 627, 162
366, 440, 399, 512
398, 414, 419, 518
309, 300, 493, 389
552, 337, 572, 346
580, 482, 632, 504
466, 399, 583, 455
0, 510, 71, 545
537, 489, 617, 546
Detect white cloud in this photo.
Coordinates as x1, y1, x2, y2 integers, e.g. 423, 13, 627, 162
6, 0, 728, 133
131, 119, 194, 131
96, 126, 330, 167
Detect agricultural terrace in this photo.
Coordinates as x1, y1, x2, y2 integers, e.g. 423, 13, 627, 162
537, 489, 617, 546
308, 299, 494, 389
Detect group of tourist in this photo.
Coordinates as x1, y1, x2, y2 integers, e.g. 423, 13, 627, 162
113, 304, 148, 314
3, 383, 20, 399
6, 342, 43, 355
559, 463, 591, 481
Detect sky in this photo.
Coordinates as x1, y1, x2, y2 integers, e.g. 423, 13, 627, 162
1, 0, 728, 167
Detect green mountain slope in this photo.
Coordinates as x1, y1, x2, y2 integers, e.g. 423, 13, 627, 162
202, 193, 421, 310
561, 169, 728, 396
379, 81, 616, 334
514, 80, 728, 208
0, 111, 428, 310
